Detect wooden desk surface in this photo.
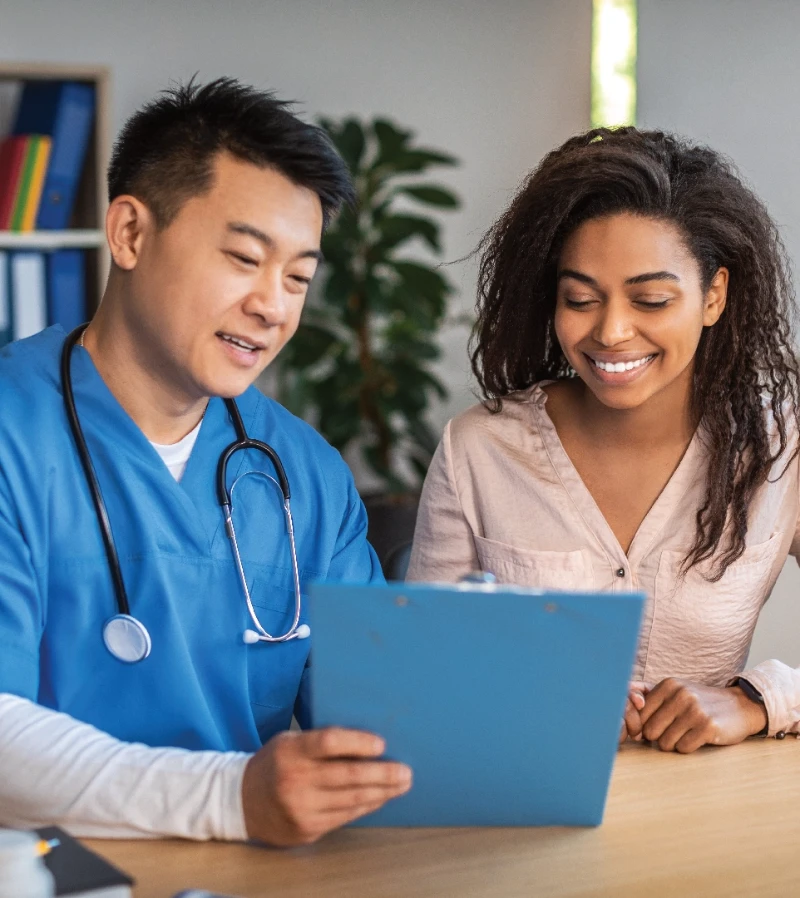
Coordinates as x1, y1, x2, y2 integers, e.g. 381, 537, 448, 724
87, 739, 800, 898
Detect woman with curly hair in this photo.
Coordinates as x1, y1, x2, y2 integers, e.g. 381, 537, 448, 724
407, 127, 800, 753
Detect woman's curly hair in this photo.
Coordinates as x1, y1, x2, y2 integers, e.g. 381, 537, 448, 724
470, 127, 800, 579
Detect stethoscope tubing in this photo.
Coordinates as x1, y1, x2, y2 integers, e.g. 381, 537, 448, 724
216, 408, 291, 503
60, 324, 307, 659
61, 325, 132, 616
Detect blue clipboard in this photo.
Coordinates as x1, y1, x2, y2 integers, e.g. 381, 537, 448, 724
309, 581, 645, 827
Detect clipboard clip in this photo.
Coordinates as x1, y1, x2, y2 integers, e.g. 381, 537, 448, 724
457, 571, 499, 591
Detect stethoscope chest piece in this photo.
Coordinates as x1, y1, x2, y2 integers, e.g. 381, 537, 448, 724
103, 614, 152, 664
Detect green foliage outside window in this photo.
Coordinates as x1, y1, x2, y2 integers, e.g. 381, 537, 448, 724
592, 0, 638, 127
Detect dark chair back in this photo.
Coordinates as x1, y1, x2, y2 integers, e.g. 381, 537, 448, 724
382, 540, 413, 582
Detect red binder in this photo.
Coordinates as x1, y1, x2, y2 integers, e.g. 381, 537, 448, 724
0, 136, 29, 229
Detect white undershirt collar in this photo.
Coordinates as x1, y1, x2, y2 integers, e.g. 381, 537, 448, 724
149, 418, 203, 482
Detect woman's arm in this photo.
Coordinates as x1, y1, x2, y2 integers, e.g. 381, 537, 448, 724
637, 524, 800, 747
737, 481, 800, 736
734, 658, 800, 736
406, 421, 479, 583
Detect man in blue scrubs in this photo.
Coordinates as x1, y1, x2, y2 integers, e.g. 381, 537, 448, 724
0, 79, 411, 845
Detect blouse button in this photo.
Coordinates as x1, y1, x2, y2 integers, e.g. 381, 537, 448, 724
616, 568, 625, 578
777, 731, 787, 740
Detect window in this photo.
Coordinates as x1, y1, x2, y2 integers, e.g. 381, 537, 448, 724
591, 0, 637, 127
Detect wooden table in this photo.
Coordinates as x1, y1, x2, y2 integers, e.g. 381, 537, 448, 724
87, 739, 800, 897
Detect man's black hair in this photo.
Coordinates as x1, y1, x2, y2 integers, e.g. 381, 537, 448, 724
107, 77, 354, 229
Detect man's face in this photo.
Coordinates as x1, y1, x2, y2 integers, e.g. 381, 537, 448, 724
127, 152, 323, 401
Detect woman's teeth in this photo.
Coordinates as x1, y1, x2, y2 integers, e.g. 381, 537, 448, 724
591, 355, 655, 373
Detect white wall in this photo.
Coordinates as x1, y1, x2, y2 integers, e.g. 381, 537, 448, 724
638, 0, 800, 668
0, 0, 591, 472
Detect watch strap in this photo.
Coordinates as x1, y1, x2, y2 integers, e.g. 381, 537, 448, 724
732, 677, 768, 737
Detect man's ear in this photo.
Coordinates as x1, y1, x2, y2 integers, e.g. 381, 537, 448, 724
105, 195, 153, 270
703, 267, 729, 327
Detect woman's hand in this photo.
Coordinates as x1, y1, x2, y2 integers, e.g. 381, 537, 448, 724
636, 678, 768, 753
619, 681, 649, 744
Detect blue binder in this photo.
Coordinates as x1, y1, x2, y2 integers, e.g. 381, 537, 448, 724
0, 251, 10, 347
46, 250, 86, 331
309, 582, 645, 827
13, 81, 95, 230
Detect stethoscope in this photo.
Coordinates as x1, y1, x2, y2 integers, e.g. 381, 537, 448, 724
60, 324, 310, 664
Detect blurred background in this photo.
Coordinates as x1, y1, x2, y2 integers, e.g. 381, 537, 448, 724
0, 0, 798, 666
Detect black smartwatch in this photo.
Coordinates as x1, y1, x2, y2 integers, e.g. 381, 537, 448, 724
731, 677, 769, 737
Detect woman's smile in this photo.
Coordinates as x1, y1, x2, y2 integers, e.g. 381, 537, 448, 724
584, 352, 658, 384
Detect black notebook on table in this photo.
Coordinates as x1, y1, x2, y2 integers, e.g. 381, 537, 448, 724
33, 826, 133, 898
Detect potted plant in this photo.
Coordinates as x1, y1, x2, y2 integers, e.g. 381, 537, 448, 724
275, 116, 460, 564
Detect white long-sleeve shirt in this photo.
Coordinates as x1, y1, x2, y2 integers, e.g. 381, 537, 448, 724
0, 694, 249, 839
0, 428, 249, 841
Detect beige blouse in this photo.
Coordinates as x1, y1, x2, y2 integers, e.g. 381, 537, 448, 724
407, 384, 800, 737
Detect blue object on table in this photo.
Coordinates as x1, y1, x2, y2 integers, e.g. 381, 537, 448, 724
12, 80, 95, 230
309, 581, 645, 827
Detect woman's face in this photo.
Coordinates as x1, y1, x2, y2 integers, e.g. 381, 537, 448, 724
554, 212, 728, 412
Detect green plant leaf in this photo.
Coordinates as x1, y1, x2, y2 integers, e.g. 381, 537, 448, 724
397, 184, 460, 208
321, 224, 356, 268
279, 323, 341, 369
322, 206, 363, 254
386, 149, 458, 174
406, 418, 440, 455
276, 372, 314, 418
379, 387, 425, 419
385, 361, 448, 400
323, 266, 359, 312
299, 113, 462, 492
361, 271, 400, 315
409, 453, 432, 482
319, 407, 362, 448
378, 281, 444, 328
382, 320, 441, 360
386, 337, 441, 362
315, 364, 364, 449
363, 443, 410, 493
374, 214, 441, 253
373, 119, 413, 167
334, 118, 366, 172
393, 260, 451, 308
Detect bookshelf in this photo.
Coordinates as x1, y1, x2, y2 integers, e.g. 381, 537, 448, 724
0, 62, 111, 313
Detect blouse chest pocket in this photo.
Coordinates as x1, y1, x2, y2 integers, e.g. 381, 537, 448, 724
645, 534, 783, 686
473, 536, 595, 590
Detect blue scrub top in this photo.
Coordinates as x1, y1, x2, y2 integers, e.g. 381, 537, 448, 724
0, 327, 383, 752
